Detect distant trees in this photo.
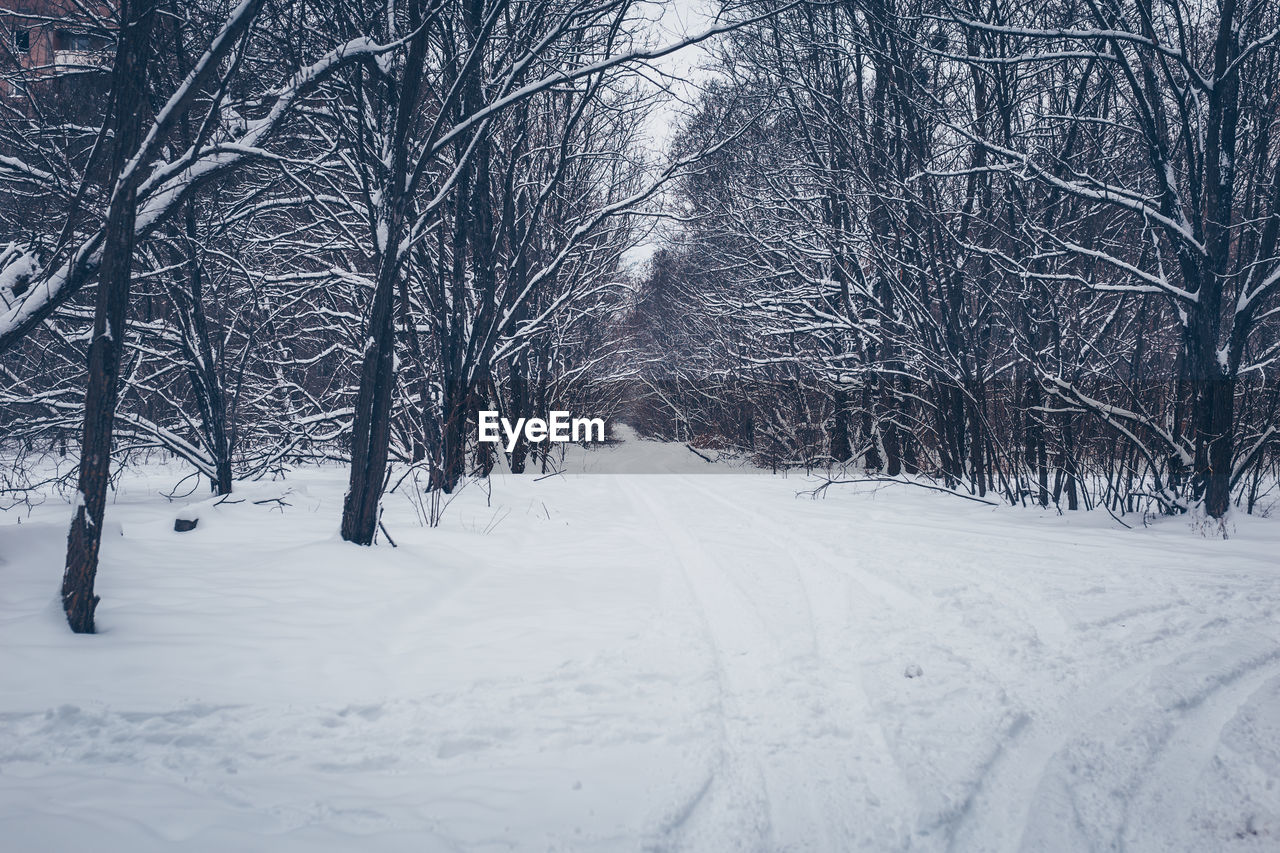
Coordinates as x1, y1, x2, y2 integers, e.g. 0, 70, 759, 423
626, 0, 1280, 519
319, 0, 666, 542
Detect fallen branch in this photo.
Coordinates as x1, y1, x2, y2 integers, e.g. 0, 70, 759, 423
685, 444, 716, 464
806, 476, 1000, 506
377, 518, 398, 547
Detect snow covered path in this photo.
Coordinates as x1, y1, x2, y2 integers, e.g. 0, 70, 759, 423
2, 436, 1279, 851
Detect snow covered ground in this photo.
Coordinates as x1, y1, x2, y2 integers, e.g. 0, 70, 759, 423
2, 430, 1278, 852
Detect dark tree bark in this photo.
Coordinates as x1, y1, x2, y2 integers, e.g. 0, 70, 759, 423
167, 6, 233, 496
170, 202, 233, 495
62, 0, 156, 634
1188, 0, 1242, 518
341, 243, 401, 544
341, 0, 429, 545
829, 391, 852, 463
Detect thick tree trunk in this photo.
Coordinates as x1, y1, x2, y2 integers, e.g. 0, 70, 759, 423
1195, 373, 1236, 518
340, 262, 398, 545
1191, 0, 1241, 520
436, 377, 469, 493
828, 390, 852, 463
1022, 380, 1048, 506
340, 0, 428, 544
966, 390, 987, 497
62, 0, 155, 634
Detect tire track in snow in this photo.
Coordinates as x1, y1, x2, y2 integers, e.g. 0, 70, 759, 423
748, 490, 1238, 852
619, 478, 774, 851
659, 475, 919, 851
682, 476, 1020, 844
677, 477, 1280, 853
1117, 644, 1280, 852
949, 632, 1280, 853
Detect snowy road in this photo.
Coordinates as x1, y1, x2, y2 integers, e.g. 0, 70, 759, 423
2, 435, 1279, 851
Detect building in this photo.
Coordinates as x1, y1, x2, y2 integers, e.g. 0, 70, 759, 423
2, 0, 113, 98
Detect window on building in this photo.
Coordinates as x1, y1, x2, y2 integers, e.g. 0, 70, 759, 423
59, 31, 92, 52
13, 28, 30, 54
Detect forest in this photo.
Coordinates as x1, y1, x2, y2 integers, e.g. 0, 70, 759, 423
3, 2, 1280, 850
2, 0, 1278, 624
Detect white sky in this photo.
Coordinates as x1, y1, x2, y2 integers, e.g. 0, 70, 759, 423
624, 0, 722, 270
637, 0, 718, 147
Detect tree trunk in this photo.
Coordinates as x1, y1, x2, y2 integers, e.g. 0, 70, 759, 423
434, 374, 468, 493
340, 0, 428, 544
1196, 373, 1236, 518
829, 390, 852, 462
62, 0, 155, 634
174, 203, 233, 494
340, 258, 399, 545
966, 390, 987, 497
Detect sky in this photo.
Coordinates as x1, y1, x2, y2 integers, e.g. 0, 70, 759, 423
639, 0, 718, 146
623, 0, 722, 270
